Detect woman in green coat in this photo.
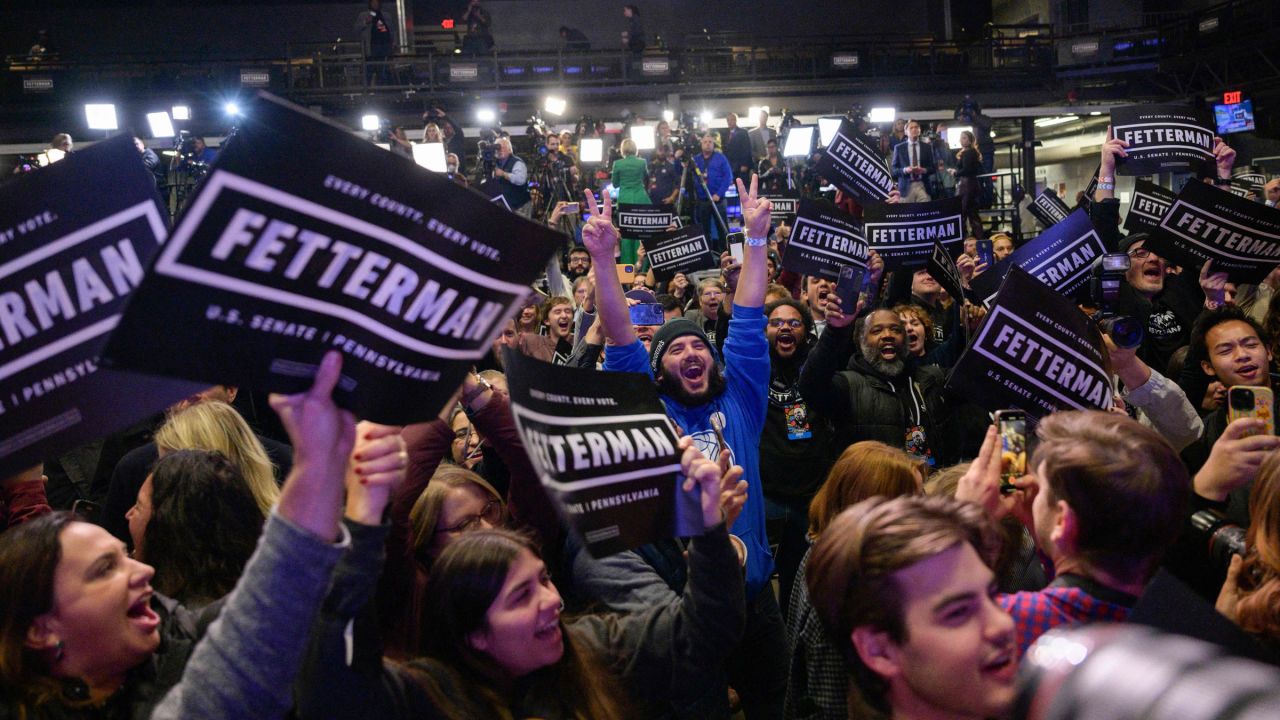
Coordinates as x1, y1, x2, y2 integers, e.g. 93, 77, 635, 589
611, 137, 649, 263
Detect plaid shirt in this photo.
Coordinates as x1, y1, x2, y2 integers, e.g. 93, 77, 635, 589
785, 547, 852, 720
999, 583, 1133, 657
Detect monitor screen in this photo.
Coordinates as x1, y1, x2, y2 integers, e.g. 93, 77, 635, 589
1214, 100, 1255, 135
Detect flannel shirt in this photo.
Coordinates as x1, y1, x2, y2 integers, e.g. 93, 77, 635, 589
999, 582, 1133, 657
785, 547, 850, 720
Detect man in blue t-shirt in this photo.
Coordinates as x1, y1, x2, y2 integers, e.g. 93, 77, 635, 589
581, 175, 786, 718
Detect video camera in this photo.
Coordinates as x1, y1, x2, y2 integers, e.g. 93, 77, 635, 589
476, 127, 499, 177
1189, 509, 1247, 572
1088, 253, 1144, 350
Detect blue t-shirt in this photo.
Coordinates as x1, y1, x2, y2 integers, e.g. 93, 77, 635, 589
604, 304, 773, 597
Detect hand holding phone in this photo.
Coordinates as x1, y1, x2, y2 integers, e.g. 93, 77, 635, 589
1227, 386, 1275, 436
976, 239, 995, 269
994, 409, 1027, 492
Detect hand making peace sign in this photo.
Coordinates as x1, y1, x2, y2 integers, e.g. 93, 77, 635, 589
581, 188, 619, 260
735, 174, 773, 240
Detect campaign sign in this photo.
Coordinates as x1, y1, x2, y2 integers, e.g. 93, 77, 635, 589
946, 268, 1111, 418
0, 136, 204, 478
814, 119, 894, 204
1080, 164, 1100, 212
1147, 179, 1280, 284
764, 195, 799, 225
103, 93, 563, 425
1226, 181, 1252, 199
927, 241, 968, 306
618, 204, 676, 242
1124, 180, 1177, 235
1028, 189, 1071, 229
970, 209, 1105, 306
780, 199, 868, 281
863, 195, 964, 268
641, 224, 716, 283
1111, 104, 1215, 175
504, 349, 701, 557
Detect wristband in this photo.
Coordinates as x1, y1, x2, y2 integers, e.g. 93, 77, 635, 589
1096, 181, 1115, 191
460, 376, 492, 409
745, 236, 767, 247
1098, 176, 1115, 183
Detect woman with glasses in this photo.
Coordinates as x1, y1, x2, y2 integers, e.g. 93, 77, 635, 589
380, 372, 563, 658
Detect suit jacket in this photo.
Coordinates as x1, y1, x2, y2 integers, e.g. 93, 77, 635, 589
747, 127, 777, 163
891, 139, 936, 197
720, 126, 755, 173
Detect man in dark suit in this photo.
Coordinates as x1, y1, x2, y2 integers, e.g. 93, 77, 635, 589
720, 112, 755, 184
891, 119, 936, 203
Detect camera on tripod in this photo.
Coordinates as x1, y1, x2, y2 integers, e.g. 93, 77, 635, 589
476, 128, 499, 178
1088, 253, 1144, 350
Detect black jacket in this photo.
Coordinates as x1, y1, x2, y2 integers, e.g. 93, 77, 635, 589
798, 322, 964, 466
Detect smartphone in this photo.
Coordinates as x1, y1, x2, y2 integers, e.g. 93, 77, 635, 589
562, 202, 580, 214
1227, 386, 1275, 436
976, 239, 995, 268
728, 231, 745, 264
833, 265, 865, 313
629, 303, 666, 326
994, 409, 1027, 492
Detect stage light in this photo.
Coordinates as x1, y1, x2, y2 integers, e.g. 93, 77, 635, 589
630, 125, 655, 151
782, 126, 815, 158
476, 108, 497, 124
413, 142, 448, 172
1034, 115, 1079, 127
84, 104, 118, 130
700, 111, 713, 126
224, 102, 242, 117
544, 96, 567, 116
146, 112, 175, 138
662, 109, 675, 124
579, 137, 603, 163
817, 116, 843, 146
869, 106, 896, 124
946, 125, 972, 150
361, 114, 381, 131
747, 107, 760, 125
171, 105, 191, 121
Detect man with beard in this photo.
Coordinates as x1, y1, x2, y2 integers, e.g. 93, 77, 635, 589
565, 246, 591, 281
515, 296, 575, 365
798, 301, 955, 468
760, 298, 838, 614
584, 177, 788, 719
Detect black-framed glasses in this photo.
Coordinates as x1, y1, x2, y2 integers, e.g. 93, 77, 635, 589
768, 318, 804, 329
1127, 247, 1153, 260
435, 499, 503, 535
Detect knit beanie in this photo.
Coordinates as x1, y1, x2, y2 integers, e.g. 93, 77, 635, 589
648, 318, 711, 376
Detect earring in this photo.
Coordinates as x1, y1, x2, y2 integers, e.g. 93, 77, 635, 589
53, 640, 64, 662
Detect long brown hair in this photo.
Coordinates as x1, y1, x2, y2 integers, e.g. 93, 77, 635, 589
809, 441, 923, 538
0, 512, 77, 716
408, 529, 625, 719
409, 465, 505, 568
1236, 451, 1280, 639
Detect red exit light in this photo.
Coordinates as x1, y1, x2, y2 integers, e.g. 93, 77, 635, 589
442, 18, 455, 29
1224, 91, 1242, 104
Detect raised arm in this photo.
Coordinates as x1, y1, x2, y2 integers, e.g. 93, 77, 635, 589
582, 189, 637, 345
734, 174, 771, 308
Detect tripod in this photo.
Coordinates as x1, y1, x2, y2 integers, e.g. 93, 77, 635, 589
679, 155, 729, 241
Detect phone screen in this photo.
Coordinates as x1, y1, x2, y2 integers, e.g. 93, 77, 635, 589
976, 239, 995, 268
996, 410, 1027, 487
833, 265, 865, 312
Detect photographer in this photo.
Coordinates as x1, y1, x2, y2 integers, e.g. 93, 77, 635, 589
491, 136, 532, 217
423, 108, 464, 164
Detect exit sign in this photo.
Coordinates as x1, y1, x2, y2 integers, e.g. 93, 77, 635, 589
1224, 91, 1243, 104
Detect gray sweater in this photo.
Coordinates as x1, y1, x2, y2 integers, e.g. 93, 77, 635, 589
150, 513, 349, 720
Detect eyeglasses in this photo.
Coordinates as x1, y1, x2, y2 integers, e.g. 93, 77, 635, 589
1127, 248, 1153, 260
436, 499, 503, 535
768, 318, 804, 329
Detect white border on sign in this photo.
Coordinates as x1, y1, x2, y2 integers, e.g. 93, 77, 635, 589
1111, 121, 1214, 156
791, 217, 866, 263
970, 305, 1110, 411
511, 405, 682, 492
1157, 200, 1280, 262
0, 201, 167, 383
865, 214, 964, 250
154, 171, 530, 360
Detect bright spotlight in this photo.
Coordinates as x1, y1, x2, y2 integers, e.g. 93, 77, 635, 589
662, 109, 675, 124
146, 112, 175, 138
817, 117, 843, 147
476, 108, 497, 124
747, 107, 760, 125
782, 126, 815, 158
544, 96, 567, 116
946, 125, 973, 150
869, 106, 896, 123
171, 105, 191, 121
84, 104, 118, 130
630, 125, 656, 151
361, 114, 381, 131
224, 102, 242, 117
413, 142, 448, 172
579, 137, 603, 163
700, 111, 713, 126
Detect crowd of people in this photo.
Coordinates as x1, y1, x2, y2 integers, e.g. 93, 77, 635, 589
5, 91, 1280, 720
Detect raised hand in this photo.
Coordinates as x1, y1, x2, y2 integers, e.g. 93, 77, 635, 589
581, 189, 619, 260
1099, 124, 1129, 178
735, 174, 773, 240
1199, 258, 1230, 307
824, 294, 855, 329
679, 437, 748, 529
344, 422, 408, 526
1212, 136, 1237, 177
